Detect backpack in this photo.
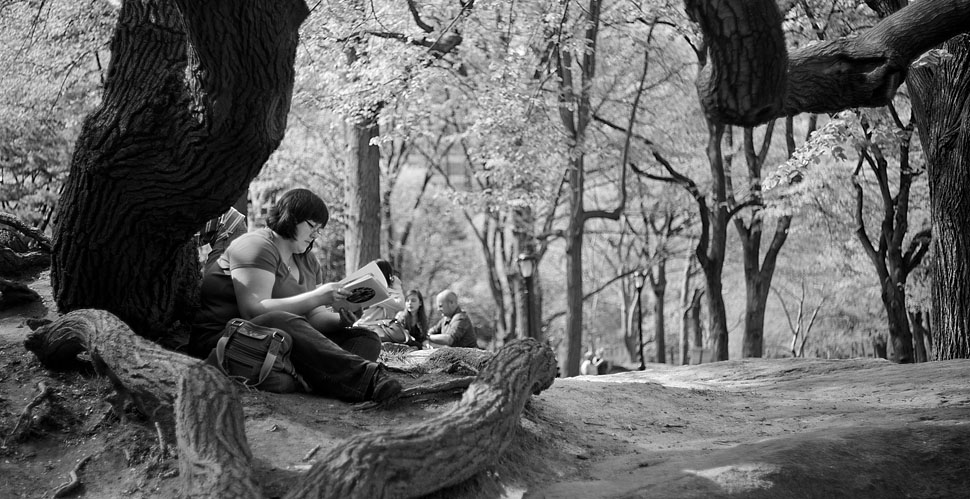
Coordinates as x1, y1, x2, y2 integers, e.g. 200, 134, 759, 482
205, 318, 309, 393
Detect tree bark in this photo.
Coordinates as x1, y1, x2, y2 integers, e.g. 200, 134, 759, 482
685, 0, 787, 126
907, 35, 970, 360
284, 339, 556, 499
176, 363, 262, 499
53, 0, 308, 337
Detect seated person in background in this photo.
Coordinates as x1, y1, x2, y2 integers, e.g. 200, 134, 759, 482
593, 347, 610, 375
352, 260, 408, 343
197, 206, 248, 270
579, 351, 598, 376
426, 290, 480, 349
189, 188, 400, 403
396, 289, 429, 348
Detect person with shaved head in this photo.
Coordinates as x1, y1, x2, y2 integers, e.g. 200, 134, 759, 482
426, 289, 480, 349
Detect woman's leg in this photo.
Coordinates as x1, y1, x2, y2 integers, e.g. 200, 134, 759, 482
249, 311, 382, 401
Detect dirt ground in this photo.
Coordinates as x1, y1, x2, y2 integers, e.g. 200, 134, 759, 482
1, 272, 969, 498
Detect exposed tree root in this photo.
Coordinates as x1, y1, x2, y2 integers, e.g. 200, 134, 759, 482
2, 381, 51, 446
25, 309, 558, 498
51, 454, 92, 498
285, 340, 557, 498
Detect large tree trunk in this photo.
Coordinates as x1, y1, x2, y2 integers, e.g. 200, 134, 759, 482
907, 35, 970, 360
52, 0, 308, 337
345, 118, 382, 273
865, 1, 970, 362
25, 309, 556, 499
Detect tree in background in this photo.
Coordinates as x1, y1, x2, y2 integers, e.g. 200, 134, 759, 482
297, 0, 469, 274
0, 1, 112, 231
687, 0, 970, 359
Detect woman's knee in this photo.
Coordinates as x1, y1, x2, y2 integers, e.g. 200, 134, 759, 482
346, 327, 381, 361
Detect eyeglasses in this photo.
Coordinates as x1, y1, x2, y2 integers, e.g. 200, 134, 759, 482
304, 220, 323, 238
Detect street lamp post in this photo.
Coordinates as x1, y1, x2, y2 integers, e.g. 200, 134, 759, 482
517, 252, 537, 340
634, 269, 647, 371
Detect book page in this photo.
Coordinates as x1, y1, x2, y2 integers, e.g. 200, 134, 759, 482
339, 260, 388, 289
333, 260, 390, 311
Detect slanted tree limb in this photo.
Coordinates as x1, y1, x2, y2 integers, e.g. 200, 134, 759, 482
284, 339, 557, 499
23, 309, 198, 434
0, 212, 52, 252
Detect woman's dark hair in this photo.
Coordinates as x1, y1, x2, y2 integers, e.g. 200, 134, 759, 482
376, 259, 395, 284
404, 289, 428, 339
266, 189, 329, 239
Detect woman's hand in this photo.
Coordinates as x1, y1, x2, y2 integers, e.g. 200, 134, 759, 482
337, 308, 358, 327
314, 282, 349, 306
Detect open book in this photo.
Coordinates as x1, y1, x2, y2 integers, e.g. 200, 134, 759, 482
331, 260, 390, 312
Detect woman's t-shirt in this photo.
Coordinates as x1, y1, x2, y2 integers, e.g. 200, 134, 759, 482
190, 228, 323, 356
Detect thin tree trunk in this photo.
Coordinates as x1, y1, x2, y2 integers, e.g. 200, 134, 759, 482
735, 124, 791, 358
650, 259, 667, 364
345, 118, 382, 273
910, 309, 929, 363
679, 256, 694, 366
689, 288, 705, 353
564, 167, 585, 376
699, 121, 730, 361
513, 206, 536, 341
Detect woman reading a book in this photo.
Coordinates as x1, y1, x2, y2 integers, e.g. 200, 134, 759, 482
190, 188, 401, 403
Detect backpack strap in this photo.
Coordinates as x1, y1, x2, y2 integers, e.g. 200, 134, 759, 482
213, 330, 233, 375
255, 332, 285, 386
